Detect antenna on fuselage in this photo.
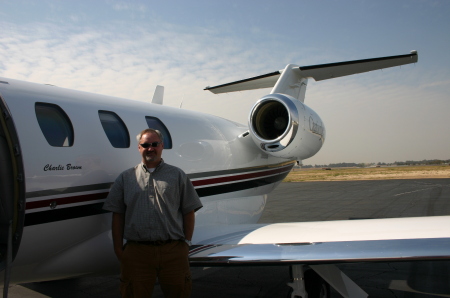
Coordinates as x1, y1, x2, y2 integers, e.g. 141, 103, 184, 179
179, 94, 184, 108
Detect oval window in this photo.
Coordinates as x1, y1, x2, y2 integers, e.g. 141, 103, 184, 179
145, 116, 172, 149
99, 111, 130, 148
35, 103, 74, 147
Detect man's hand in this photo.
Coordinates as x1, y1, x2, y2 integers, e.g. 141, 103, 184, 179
183, 210, 195, 243
114, 246, 124, 261
112, 212, 125, 261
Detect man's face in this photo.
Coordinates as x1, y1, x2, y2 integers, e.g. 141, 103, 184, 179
138, 132, 164, 167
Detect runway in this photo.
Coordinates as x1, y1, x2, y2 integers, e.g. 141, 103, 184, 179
8, 179, 450, 297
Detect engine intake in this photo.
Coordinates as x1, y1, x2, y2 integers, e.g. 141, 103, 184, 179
249, 94, 299, 152
248, 93, 325, 159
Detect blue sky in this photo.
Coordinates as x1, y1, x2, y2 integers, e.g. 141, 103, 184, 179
1, 0, 449, 165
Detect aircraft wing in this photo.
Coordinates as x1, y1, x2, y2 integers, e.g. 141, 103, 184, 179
189, 215, 450, 266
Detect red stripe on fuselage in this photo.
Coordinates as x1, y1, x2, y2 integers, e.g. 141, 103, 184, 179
191, 165, 292, 187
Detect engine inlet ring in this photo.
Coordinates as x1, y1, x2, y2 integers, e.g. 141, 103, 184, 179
248, 94, 299, 152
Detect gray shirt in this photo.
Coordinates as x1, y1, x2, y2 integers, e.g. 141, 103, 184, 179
103, 160, 203, 241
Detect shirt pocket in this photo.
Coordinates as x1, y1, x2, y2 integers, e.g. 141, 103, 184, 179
155, 181, 178, 203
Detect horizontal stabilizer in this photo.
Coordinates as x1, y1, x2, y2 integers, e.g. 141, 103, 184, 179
204, 51, 418, 95
204, 71, 281, 94
299, 51, 418, 81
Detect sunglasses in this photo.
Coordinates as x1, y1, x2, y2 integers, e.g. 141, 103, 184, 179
140, 142, 162, 148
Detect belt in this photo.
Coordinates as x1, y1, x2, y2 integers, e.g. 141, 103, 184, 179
128, 239, 179, 246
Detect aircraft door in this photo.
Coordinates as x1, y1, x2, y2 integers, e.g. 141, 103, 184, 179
0, 95, 25, 273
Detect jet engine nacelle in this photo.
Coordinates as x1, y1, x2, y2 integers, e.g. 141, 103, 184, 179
248, 93, 326, 160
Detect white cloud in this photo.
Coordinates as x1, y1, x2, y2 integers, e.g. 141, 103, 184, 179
0, 18, 448, 165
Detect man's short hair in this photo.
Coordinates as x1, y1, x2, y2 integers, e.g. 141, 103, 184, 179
136, 128, 164, 144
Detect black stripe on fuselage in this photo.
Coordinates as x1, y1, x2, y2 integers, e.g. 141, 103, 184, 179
24, 202, 109, 226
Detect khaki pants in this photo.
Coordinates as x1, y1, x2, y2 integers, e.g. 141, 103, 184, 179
120, 241, 192, 298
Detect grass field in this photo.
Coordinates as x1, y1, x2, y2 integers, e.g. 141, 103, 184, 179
285, 165, 450, 182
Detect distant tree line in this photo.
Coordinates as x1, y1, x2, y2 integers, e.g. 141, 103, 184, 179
301, 159, 450, 168
390, 159, 450, 166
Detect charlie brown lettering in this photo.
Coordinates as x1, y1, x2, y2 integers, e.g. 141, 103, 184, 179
43, 164, 82, 171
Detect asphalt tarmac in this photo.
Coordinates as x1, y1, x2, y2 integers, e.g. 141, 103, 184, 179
7, 178, 450, 297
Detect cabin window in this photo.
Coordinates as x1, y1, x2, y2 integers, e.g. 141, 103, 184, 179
35, 103, 74, 147
145, 116, 172, 149
99, 111, 130, 148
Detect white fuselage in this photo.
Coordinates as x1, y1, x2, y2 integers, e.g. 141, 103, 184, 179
0, 77, 293, 283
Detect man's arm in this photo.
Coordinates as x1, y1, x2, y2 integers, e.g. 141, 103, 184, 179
112, 212, 125, 260
183, 210, 195, 241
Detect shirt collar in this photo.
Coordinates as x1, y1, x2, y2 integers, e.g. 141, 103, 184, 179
141, 159, 164, 173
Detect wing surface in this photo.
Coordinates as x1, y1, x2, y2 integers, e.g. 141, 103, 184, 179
190, 216, 450, 266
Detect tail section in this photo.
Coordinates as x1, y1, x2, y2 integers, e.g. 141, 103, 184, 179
204, 51, 418, 102
270, 64, 308, 103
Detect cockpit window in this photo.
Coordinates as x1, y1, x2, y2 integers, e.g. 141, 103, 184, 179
99, 111, 130, 148
35, 103, 74, 147
145, 116, 172, 149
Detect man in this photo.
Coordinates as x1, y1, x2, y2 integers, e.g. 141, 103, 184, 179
103, 128, 203, 297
